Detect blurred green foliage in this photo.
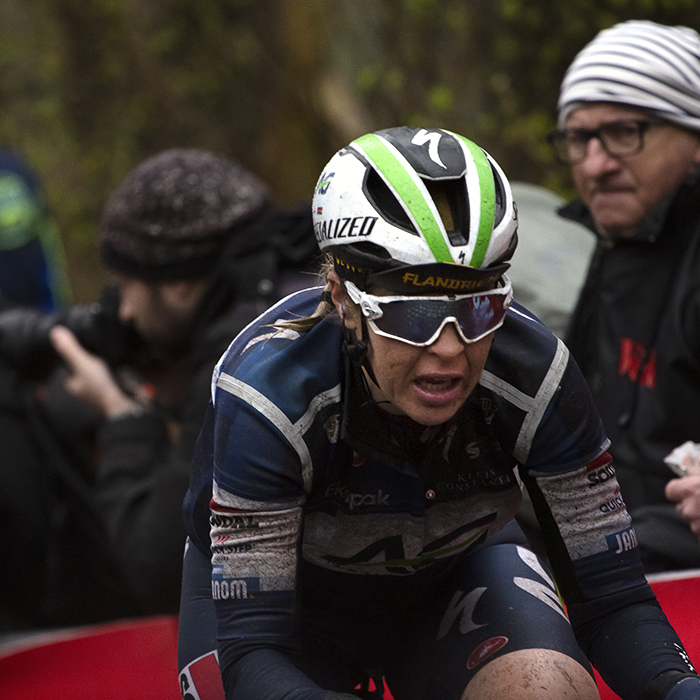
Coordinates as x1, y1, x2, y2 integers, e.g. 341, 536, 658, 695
1, 0, 699, 299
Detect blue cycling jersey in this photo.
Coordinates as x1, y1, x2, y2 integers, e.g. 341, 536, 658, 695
182, 287, 696, 700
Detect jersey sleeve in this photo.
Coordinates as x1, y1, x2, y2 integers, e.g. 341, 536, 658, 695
199, 293, 346, 699
183, 376, 336, 699
482, 306, 697, 696
521, 350, 697, 698
208, 368, 309, 671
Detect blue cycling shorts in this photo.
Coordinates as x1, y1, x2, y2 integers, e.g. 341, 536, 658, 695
177, 524, 592, 700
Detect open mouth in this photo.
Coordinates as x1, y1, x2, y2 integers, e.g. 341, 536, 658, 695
414, 376, 462, 395
418, 377, 456, 391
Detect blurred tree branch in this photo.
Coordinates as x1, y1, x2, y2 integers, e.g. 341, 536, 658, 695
0, 0, 698, 300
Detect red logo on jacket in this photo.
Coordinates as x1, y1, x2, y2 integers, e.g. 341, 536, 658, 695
619, 338, 656, 388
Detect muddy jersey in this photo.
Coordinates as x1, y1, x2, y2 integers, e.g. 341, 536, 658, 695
183, 286, 652, 631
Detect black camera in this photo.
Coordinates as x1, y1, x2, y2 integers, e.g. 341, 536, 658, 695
0, 284, 150, 380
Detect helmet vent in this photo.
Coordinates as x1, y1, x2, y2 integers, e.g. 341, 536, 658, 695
490, 162, 506, 228
424, 179, 468, 246
364, 168, 417, 234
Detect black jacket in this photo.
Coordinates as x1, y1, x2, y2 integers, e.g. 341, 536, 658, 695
0, 203, 317, 629
562, 170, 700, 572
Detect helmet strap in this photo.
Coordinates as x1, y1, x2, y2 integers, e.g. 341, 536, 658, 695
341, 318, 380, 388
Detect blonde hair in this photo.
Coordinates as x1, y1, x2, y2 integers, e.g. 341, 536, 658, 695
273, 253, 355, 333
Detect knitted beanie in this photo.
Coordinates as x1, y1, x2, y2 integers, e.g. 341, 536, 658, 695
100, 149, 269, 281
558, 20, 700, 131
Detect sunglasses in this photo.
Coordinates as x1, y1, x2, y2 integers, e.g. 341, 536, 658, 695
344, 278, 512, 347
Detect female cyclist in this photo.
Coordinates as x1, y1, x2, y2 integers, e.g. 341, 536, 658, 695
178, 127, 700, 700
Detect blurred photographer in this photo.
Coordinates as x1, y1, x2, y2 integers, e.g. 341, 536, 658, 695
0, 149, 316, 630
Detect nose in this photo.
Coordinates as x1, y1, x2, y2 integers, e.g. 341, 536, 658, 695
578, 136, 620, 175
427, 321, 465, 357
117, 287, 137, 324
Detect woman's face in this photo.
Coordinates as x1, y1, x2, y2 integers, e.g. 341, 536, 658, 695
329, 272, 494, 426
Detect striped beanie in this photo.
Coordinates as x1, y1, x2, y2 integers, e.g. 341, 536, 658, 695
558, 20, 700, 132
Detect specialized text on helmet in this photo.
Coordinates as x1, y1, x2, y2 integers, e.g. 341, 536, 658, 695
314, 216, 378, 242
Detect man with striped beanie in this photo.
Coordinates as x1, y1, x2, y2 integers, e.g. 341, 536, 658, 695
547, 20, 700, 573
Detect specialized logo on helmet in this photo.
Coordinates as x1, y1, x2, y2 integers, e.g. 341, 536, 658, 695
314, 216, 378, 243
310, 126, 518, 274
411, 129, 447, 169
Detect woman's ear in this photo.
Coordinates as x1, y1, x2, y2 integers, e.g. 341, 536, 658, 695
327, 271, 358, 331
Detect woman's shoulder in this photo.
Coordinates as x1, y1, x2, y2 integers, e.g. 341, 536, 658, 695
483, 301, 606, 469
213, 288, 345, 415
486, 300, 565, 384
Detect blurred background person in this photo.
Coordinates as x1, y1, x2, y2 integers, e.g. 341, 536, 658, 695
547, 20, 700, 573
508, 181, 593, 338
0, 147, 73, 631
667, 476, 700, 544
0, 148, 316, 631
666, 444, 700, 544
0, 148, 71, 312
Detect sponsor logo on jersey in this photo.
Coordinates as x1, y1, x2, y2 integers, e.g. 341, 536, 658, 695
316, 513, 496, 574
465, 441, 480, 459
314, 216, 378, 242
209, 512, 259, 530
587, 455, 616, 488
537, 462, 633, 561
436, 470, 516, 493
599, 491, 625, 514
606, 526, 638, 554
325, 481, 390, 509
213, 542, 255, 555
478, 397, 496, 424
324, 414, 341, 444
211, 567, 259, 600
467, 636, 509, 670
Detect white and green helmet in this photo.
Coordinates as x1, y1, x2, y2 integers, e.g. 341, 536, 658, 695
312, 126, 518, 293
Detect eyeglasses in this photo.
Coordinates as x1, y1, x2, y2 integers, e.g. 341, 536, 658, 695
344, 279, 513, 347
546, 119, 665, 165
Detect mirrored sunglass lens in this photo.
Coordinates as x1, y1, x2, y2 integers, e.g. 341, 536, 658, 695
374, 294, 507, 343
